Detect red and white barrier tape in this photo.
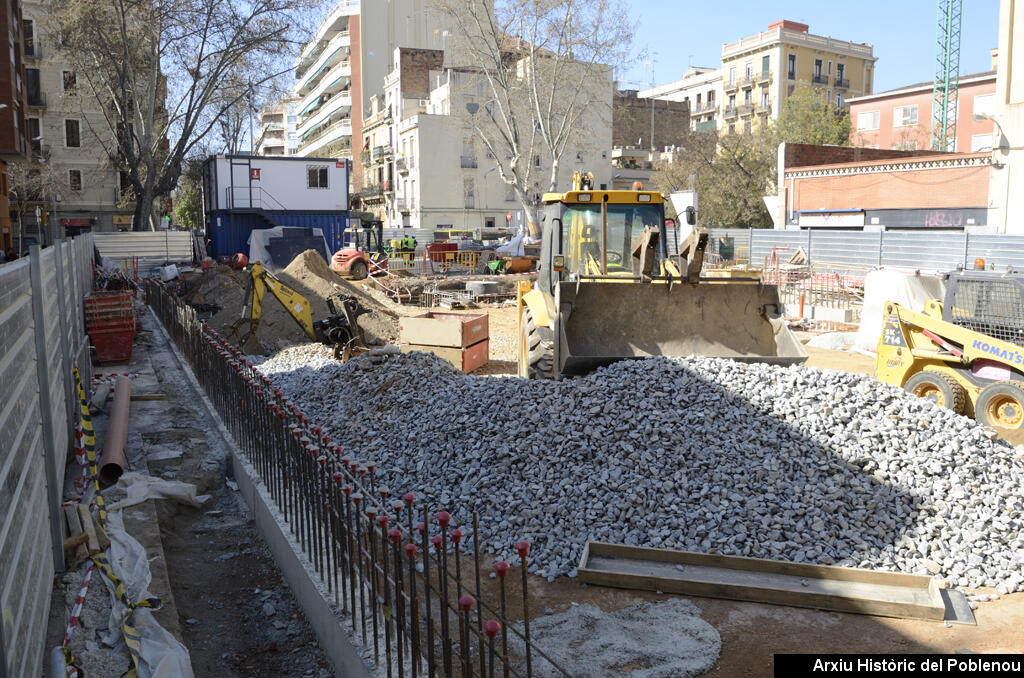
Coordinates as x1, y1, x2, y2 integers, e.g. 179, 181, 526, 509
62, 561, 96, 677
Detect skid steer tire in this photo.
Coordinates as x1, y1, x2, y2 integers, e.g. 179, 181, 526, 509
975, 381, 1024, 429
349, 261, 368, 280
904, 371, 967, 415
519, 307, 554, 380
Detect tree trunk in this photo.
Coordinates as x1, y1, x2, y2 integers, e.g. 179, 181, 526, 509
133, 191, 154, 232
16, 209, 24, 257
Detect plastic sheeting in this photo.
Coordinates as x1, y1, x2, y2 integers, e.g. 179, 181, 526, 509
495, 235, 525, 257
854, 269, 946, 352
247, 226, 329, 270
98, 472, 209, 678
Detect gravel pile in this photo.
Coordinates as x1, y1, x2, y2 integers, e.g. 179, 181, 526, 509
256, 346, 1024, 592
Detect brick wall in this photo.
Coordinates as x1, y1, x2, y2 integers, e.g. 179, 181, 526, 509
789, 163, 989, 211
783, 142, 951, 169
398, 48, 443, 99
613, 95, 690, 148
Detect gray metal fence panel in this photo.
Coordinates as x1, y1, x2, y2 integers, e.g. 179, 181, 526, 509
750, 230, 810, 266
965, 235, 1024, 270
93, 231, 192, 274
806, 231, 882, 271
880, 232, 968, 271
705, 228, 751, 256
0, 234, 92, 678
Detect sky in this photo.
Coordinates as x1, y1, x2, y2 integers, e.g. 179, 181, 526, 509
617, 1, 1000, 94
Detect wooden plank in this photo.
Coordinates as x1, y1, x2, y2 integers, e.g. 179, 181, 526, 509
130, 393, 168, 401
401, 339, 490, 373
63, 505, 88, 563
577, 541, 948, 622
77, 504, 101, 555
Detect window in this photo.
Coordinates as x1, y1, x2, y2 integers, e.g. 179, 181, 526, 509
729, 66, 736, 85
971, 133, 994, 152
695, 93, 701, 107
728, 123, 735, 135
857, 110, 880, 130
28, 117, 40, 155
974, 93, 995, 118
835, 93, 843, 108
575, 150, 584, 163
62, 71, 76, 92
837, 63, 845, 82
894, 104, 918, 127
744, 89, 752, 104
892, 140, 917, 151
707, 90, 715, 104
287, 115, 297, 123
728, 94, 736, 108
761, 55, 769, 76
64, 119, 81, 147
814, 59, 822, 78
761, 91, 770, 108
307, 165, 328, 188
787, 54, 796, 79
533, 154, 541, 168
744, 61, 752, 79
26, 67, 41, 105
68, 169, 82, 192
827, 60, 833, 75
23, 19, 34, 56
504, 185, 516, 202
463, 177, 475, 209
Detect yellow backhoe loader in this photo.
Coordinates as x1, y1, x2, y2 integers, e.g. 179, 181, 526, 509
230, 262, 365, 359
516, 172, 807, 379
876, 271, 1024, 429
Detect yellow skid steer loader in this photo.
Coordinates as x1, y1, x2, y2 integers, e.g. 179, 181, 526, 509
876, 270, 1024, 429
516, 172, 807, 379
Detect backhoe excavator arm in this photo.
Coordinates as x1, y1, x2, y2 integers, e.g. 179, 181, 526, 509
240, 262, 318, 343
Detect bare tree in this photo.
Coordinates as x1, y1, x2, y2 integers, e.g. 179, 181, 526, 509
436, 0, 633, 233
49, 0, 317, 231
8, 159, 66, 253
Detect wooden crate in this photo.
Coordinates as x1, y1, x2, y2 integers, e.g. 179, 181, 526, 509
401, 339, 489, 373
399, 312, 489, 349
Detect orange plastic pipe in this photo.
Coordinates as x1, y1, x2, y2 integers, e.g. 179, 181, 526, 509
99, 376, 131, 487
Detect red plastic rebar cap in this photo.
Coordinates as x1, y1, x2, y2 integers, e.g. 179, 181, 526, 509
317, 456, 327, 466
494, 561, 510, 577
436, 511, 451, 527
343, 485, 352, 495
367, 462, 376, 472
404, 543, 417, 557
378, 488, 389, 499
388, 528, 401, 542
366, 506, 377, 518
376, 515, 389, 527
451, 529, 464, 544
458, 595, 475, 612
484, 620, 501, 638
321, 435, 330, 446
333, 472, 343, 483
403, 492, 415, 506
392, 501, 403, 514
515, 541, 530, 558
416, 522, 426, 535
311, 425, 322, 435
430, 535, 443, 549
352, 493, 362, 504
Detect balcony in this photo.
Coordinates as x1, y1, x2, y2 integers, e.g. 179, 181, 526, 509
27, 92, 45, 108
739, 103, 754, 116
738, 74, 756, 88
460, 156, 478, 169
812, 74, 829, 85
834, 78, 850, 90
396, 198, 409, 213
24, 42, 40, 59
723, 79, 738, 93
787, 71, 796, 81
371, 145, 393, 162
758, 70, 772, 84
299, 117, 352, 156
757, 102, 772, 115
396, 156, 414, 173
723, 106, 738, 119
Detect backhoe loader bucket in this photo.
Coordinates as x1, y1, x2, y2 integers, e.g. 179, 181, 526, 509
555, 280, 806, 376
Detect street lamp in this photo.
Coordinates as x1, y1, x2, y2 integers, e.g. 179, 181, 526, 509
973, 113, 1008, 158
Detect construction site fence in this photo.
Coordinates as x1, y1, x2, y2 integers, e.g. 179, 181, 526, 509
386, 248, 495, 277
145, 280, 569, 678
0, 235, 95, 678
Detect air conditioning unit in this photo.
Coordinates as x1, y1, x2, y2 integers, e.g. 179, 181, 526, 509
418, 99, 429, 107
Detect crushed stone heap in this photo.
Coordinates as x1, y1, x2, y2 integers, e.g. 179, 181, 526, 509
256, 346, 1024, 592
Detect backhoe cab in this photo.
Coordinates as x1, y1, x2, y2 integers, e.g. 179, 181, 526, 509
516, 171, 806, 379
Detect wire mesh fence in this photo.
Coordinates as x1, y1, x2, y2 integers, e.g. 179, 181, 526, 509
146, 280, 567, 678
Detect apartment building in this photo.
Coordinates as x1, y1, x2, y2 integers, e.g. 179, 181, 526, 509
0, 0, 28, 250
848, 72, 996, 153
255, 98, 301, 156
292, 0, 445, 192
643, 20, 875, 135
639, 66, 721, 132
22, 0, 132, 235
720, 20, 875, 134
358, 47, 613, 231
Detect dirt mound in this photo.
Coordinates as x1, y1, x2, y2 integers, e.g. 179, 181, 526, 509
181, 250, 400, 355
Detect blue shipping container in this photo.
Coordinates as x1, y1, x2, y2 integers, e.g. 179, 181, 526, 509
206, 211, 350, 259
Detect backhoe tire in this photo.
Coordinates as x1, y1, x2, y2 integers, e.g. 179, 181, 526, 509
519, 307, 554, 380
349, 261, 368, 280
975, 381, 1024, 430
904, 371, 967, 415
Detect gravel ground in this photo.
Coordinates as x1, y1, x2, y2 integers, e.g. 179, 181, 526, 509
256, 346, 1024, 592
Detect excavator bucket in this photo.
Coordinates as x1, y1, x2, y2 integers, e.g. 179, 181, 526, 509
555, 280, 806, 376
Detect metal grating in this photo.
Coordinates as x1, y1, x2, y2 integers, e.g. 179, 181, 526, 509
947, 277, 1024, 346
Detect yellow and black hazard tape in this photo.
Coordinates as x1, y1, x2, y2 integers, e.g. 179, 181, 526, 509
73, 369, 161, 678
73, 368, 107, 529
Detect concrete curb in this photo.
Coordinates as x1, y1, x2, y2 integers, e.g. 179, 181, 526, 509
146, 305, 371, 678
